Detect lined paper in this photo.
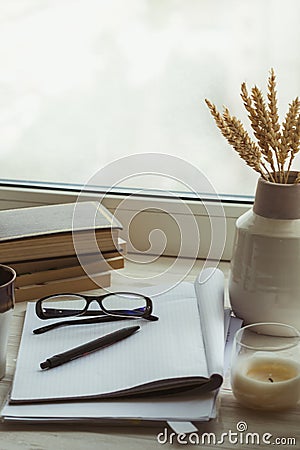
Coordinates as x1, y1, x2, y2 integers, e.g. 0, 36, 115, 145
10, 282, 216, 403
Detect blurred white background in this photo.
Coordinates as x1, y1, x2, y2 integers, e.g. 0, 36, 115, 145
0, 0, 299, 196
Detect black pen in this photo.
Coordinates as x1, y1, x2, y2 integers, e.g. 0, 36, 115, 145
40, 325, 140, 370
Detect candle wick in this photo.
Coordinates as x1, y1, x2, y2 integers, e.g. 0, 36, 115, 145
268, 377, 274, 383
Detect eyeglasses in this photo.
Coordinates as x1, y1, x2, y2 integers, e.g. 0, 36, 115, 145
34, 292, 158, 334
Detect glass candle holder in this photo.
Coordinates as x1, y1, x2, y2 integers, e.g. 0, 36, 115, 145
231, 322, 300, 411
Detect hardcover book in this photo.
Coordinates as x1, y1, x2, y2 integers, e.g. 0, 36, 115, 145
14, 272, 111, 302
10, 238, 127, 274
0, 202, 122, 262
15, 256, 124, 287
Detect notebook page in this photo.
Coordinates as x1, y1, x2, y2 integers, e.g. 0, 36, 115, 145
10, 283, 209, 403
194, 268, 225, 378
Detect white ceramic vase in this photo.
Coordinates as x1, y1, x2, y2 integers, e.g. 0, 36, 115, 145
229, 172, 300, 330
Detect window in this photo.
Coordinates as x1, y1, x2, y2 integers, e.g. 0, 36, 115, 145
0, 1, 299, 197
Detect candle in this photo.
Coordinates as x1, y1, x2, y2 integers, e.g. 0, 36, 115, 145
231, 352, 300, 410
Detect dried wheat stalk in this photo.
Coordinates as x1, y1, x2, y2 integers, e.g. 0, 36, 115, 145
206, 69, 300, 184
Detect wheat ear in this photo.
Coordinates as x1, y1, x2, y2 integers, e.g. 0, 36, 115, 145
280, 98, 300, 181
286, 114, 300, 182
241, 82, 276, 180
205, 99, 268, 179
267, 68, 282, 182
251, 85, 282, 181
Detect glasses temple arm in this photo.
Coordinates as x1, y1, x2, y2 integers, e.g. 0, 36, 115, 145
32, 315, 128, 335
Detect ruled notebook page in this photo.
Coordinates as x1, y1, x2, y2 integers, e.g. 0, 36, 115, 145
10, 281, 220, 403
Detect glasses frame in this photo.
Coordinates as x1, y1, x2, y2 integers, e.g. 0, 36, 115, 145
35, 291, 155, 321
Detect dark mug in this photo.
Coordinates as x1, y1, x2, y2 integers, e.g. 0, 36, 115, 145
0, 264, 16, 380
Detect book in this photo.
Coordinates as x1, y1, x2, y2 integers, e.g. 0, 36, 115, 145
15, 256, 124, 287
14, 272, 111, 302
10, 238, 127, 275
0, 202, 122, 262
2, 389, 219, 425
8, 268, 226, 404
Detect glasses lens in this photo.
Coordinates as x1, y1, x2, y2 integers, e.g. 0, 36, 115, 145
41, 294, 87, 318
102, 293, 147, 318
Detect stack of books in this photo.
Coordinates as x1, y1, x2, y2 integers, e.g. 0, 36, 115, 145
0, 201, 125, 301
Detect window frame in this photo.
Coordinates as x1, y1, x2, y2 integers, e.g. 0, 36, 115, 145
0, 180, 252, 261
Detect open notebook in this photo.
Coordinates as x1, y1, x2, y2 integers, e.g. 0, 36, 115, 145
8, 268, 226, 404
